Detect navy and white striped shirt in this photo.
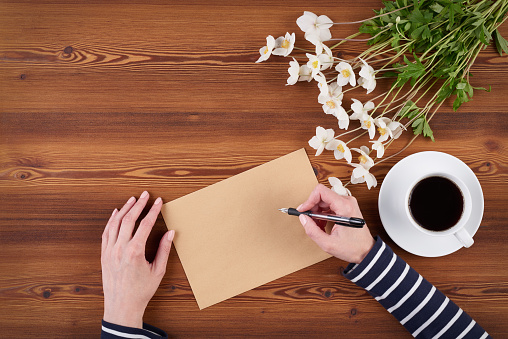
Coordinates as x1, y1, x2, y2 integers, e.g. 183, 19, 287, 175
101, 320, 167, 339
101, 236, 489, 338
343, 237, 490, 338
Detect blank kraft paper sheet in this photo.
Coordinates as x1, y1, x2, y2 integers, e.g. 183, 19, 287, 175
161, 148, 331, 309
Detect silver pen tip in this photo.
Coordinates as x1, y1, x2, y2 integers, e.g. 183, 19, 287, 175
278, 208, 288, 213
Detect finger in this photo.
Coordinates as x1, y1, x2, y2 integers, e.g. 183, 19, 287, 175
298, 184, 348, 215
133, 197, 163, 245
108, 196, 136, 247
298, 184, 331, 212
118, 191, 150, 243
299, 214, 333, 253
102, 208, 118, 254
152, 230, 175, 276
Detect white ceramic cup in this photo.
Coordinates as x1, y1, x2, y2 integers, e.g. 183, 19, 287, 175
404, 172, 474, 248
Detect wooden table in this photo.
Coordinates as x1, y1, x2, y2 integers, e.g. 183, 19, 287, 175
1, 1, 507, 337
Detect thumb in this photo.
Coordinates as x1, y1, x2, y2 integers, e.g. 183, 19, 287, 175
153, 230, 175, 276
299, 214, 332, 253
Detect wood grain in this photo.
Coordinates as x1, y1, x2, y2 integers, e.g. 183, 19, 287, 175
1, 0, 508, 338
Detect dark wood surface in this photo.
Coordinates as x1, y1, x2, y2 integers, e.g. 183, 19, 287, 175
1, 0, 507, 337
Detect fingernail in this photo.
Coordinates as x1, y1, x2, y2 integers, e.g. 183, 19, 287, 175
111, 208, 118, 216
154, 197, 162, 205
168, 230, 175, 240
127, 196, 136, 204
299, 214, 307, 226
140, 191, 149, 199
297, 204, 303, 211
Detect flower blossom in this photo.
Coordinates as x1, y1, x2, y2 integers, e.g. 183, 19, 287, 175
306, 35, 328, 55
370, 140, 385, 158
328, 177, 351, 196
298, 65, 313, 82
350, 99, 375, 120
318, 82, 343, 115
314, 72, 329, 94
351, 164, 377, 189
309, 126, 334, 156
335, 62, 356, 87
286, 58, 299, 86
306, 53, 322, 78
360, 114, 376, 139
375, 117, 405, 142
325, 139, 352, 163
350, 146, 377, 189
357, 58, 376, 93
296, 11, 333, 43
352, 146, 374, 169
318, 45, 334, 70
273, 32, 296, 57
335, 106, 350, 130
256, 35, 275, 63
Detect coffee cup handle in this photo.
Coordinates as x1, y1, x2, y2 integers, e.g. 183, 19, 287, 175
454, 228, 474, 248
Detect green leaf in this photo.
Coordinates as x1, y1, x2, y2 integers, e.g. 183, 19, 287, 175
453, 96, 462, 111
422, 26, 431, 40
437, 79, 458, 103
398, 100, 416, 118
412, 117, 424, 135
398, 54, 426, 87
494, 29, 508, 56
423, 120, 435, 141
472, 85, 492, 92
411, 25, 426, 39
483, 25, 492, 45
381, 71, 399, 77
430, 3, 444, 14
465, 82, 474, 98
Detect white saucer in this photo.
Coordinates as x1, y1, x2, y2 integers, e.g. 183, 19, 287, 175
378, 151, 484, 257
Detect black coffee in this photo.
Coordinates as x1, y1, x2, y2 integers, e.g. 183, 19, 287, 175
408, 176, 464, 232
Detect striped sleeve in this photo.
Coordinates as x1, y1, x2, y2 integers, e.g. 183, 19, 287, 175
343, 237, 490, 339
101, 320, 167, 339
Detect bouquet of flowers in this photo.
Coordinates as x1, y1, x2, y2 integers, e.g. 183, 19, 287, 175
256, 0, 508, 194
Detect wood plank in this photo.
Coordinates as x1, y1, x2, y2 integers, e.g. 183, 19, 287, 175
1, 0, 508, 337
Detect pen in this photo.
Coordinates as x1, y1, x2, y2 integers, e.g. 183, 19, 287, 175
278, 208, 365, 228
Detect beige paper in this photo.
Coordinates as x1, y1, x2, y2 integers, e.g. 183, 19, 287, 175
161, 148, 331, 309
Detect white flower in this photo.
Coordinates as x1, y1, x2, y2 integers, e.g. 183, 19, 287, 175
298, 65, 313, 82
296, 11, 333, 43
306, 53, 322, 78
309, 126, 334, 156
286, 58, 300, 86
352, 146, 374, 169
328, 177, 351, 196
273, 32, 296, 57
350, 164, 377, 189
350, 99, 375, 120
325, 139, 352, 163
314, 72, 329, 94
375, 117, 405, 142
256, 35, 276, 63
335, 62, 356, 87
318, 45, 334, 70
318, 82, 343, 115
335, 106, 350, 130
358, 58, 376, 93
370, 140, 385, 158
360, 114, 376, 139
306, 34, 327, 55
391, 123, 405, 139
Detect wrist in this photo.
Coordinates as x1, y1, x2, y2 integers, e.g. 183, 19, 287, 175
353, 237, 375, 264
103, 303, 145, 329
